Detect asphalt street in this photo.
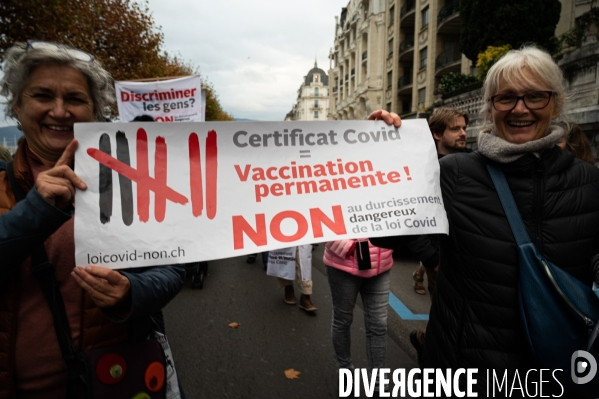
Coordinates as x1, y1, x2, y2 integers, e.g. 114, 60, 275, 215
163, 245, 432, 399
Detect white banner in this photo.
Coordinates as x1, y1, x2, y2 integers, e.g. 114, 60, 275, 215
114, 75, 204, 122
74, 120, 448, 269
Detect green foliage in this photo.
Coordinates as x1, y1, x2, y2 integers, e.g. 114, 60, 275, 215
460, 0, 561, 63
434, 72, 478, 97
476, 44, 512, 80
202, 79, 234, 121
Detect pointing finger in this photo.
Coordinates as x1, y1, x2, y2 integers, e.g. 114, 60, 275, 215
55, 139, 78, 168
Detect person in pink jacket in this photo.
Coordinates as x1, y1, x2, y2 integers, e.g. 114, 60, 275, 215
323, 239, 394, 371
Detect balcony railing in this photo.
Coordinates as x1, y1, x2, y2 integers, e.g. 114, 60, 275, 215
399, 36, 414, 53
397, 74, 413, 89
400, 0, 415, 17
438, 1, 459, 26
362, 51, 367, 60
435, 45, 461, 71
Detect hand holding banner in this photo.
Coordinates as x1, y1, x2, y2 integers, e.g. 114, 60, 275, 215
74, 120, 448, 269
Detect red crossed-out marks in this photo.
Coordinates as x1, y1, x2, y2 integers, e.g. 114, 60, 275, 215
188, 130, 217, 219
88, 128, 218, 223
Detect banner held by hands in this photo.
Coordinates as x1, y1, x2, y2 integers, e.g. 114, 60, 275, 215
74, 120, 448, 269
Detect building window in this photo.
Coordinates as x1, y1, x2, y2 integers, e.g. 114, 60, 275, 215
421, 7, 429, 29
314, 87, 319, 97
314, 74, 319, 83
418, 88, 426, 107
389, 5, 395, 25
402, 98, 412, 114
314, 111, 319, 119
386, 102, 392, 112
387, 71, 393, 88
314, 100, 319, 108
419, 47, 427, 69
388, 38, 394, 56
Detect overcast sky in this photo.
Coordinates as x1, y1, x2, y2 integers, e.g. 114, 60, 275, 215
147, 0, 348, 121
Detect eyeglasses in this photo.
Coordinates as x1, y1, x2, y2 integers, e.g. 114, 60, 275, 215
25, 40, 94, 62
489, 91, 554, 112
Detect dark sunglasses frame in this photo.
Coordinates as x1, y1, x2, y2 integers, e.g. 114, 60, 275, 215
489, 91, 554, 112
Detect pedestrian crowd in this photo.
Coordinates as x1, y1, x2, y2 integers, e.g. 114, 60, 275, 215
1, 39, 599, 399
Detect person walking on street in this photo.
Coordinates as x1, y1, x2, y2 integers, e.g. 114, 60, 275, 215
323, 239, 393, 373
267, 245, 317, 311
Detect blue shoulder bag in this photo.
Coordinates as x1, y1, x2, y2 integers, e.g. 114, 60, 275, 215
487, 161, 599, 394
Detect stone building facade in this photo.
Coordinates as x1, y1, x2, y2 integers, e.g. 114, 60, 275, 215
327, 0, 386, 121
328, 0, 470, 121
557, 0, 599, 158
285, 62, 329, 121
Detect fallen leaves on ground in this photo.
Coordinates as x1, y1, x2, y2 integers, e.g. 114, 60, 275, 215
228, 322, 240, 328
284, 368, 301, 379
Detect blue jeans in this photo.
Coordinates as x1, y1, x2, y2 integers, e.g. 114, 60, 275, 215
325, 266, 390, 371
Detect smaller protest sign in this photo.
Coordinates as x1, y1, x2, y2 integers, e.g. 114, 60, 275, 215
115, 75, 203, 122
266, 245, 313, 281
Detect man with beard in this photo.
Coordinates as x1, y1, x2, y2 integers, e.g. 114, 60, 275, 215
408, 107, 469, 363
431, 106, 469, 156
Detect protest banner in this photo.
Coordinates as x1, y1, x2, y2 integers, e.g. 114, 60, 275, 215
114, 75, 204, 122
74, 120, 448, 269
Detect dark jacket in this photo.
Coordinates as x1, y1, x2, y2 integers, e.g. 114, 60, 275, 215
372, 147, 599, 393
0, 148, 185, 399
402, 151, 473, 267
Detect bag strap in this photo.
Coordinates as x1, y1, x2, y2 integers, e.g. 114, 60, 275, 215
486, 162, 532, 246
487, 161, 599, 350
6, 162, 88, 398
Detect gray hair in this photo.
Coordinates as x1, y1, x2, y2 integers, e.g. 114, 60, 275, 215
480, 45, 567, 119
1, 42, 114, 122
